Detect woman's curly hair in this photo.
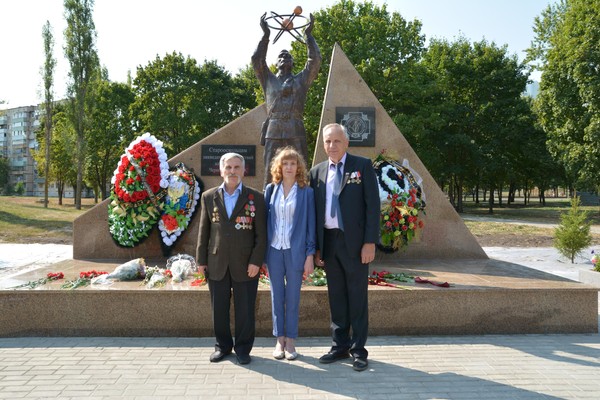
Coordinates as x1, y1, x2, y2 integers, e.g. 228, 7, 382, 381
269, 146, 308, 188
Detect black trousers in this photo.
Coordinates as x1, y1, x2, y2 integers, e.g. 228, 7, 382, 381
208, 269, 258, 356
323, 228, 369, 359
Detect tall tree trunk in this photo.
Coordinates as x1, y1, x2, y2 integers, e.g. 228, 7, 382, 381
488, 186, 495, 214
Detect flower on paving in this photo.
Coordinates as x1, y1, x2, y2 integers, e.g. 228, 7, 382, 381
61, 270, 108, 290
10, 271, 64, 289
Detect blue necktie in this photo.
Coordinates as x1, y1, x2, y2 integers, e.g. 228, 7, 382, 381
330, 162, 343, 230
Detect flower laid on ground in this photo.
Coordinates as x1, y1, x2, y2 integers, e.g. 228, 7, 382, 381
143, 266, 169, 288
61, 270, 108, 290
369, 270, 414, 288
165, 254, 197, 282
304, 268, 327, 286
259, 266, 270, 286
108, 133, 170, 247
92, 258, 146, 285
10, 272, 64, 290
159, 166, 202, 251
190, 273, 206, 286
592, 250, 599, 272
372, 150, 426, 253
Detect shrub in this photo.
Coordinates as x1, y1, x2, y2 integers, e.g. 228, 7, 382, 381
554, 196, 592, 263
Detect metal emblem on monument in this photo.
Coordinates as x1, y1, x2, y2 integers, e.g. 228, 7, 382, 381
336, 107, 376, 147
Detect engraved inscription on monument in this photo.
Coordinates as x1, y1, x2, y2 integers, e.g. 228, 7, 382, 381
336, 107, 376, 147
201, 145, 256, 176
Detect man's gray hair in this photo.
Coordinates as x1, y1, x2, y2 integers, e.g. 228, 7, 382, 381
220, 152, 245, 170
323, 123, 350, 140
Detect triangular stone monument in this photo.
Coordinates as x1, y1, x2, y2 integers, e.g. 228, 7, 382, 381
73, 43, 486, 261
313, 44, 487, 260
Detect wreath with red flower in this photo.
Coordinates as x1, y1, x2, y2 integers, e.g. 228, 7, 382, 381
108, 133, 170, 247
373, 150, 426, 253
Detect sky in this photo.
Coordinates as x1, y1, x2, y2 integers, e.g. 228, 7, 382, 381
0, 0, 552, 109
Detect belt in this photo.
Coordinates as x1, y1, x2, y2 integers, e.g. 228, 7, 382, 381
269, 112, 302, 120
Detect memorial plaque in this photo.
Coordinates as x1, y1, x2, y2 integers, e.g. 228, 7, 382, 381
336, 107, 376, 147
201, 145, 256, 176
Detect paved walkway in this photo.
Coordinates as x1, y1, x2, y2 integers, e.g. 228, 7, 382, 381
0, 334, 599, 399
1, 241, 600, 399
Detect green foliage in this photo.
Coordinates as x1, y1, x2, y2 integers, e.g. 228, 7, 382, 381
14, 182, 25, 195
33, 106, 78, 204
530, 0, 600, 189
289, 0, 426, 163
421, 37, 531, 211
0, 157, 9, 191
131, 53, 256, 154
87, 80, 135, 200
554, 196, 592, 263
64, 0, 100, 209
41, 20, 56, 208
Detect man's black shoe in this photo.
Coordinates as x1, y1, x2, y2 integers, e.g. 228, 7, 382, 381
236, 354, 251, 365
318, 351, 350, 364
209, 350, 231, 363
352, 357, 368, 372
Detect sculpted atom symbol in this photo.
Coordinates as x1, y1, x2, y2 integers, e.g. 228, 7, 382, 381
264, 6, 310, 44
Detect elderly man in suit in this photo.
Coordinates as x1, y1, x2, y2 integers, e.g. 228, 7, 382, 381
309, 123, 380, 372
196, 152, 267, 365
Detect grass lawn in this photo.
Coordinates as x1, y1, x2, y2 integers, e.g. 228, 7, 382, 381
0, 195, 598, 246
0, 196, 98, 244
460, 196, 600, 225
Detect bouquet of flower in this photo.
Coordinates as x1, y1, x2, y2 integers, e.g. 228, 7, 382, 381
379, 188, 425, 252
108, 133, 170, 247
143, 266, 170, 288
92, 258, 146, 285
165, 254, 197, 283
158, 163, 202, 251
304, 268, 327, 286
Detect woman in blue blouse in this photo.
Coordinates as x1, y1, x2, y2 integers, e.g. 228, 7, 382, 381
264, 146, 316, 360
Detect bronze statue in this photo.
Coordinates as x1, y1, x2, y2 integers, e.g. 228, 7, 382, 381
252, 10, 321, 187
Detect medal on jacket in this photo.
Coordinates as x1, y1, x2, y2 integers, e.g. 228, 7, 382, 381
212, 207, 220, 223
235, 216, 253, 230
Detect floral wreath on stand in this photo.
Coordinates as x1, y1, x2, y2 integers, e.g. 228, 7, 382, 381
158, 162, 203, 255
108, 133, 170, 247
372, 149, 426, 253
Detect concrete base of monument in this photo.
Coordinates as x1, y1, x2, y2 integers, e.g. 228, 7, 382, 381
0, 258, 597, 337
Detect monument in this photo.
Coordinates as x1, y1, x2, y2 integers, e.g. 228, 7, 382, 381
1, 10, 596, 338
252, 7, 321, 187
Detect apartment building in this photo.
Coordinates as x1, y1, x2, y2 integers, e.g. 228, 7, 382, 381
0, 105, 40, 195
0, 104, 84, 197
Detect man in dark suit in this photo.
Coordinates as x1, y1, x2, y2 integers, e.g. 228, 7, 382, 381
309, 123, 380, 372
196, 153, 267, 365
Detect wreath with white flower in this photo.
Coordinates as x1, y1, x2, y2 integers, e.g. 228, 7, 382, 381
108, 133, 170, 247
372, 149, 426, 253
158, 162, 203, 253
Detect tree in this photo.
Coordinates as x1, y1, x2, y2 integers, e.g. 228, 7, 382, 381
528, 0, 600, 189
41, 20, 56, 208
64, 0, 99, 209
33, 105, 78, 205
131, 53, 253, 154
87, 80, 135, 200
0, 156, 9, 194
554, 196, 592, 263
289, 0, 427, 162
422, 38, 529, 212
